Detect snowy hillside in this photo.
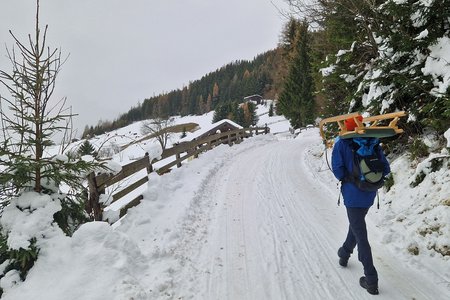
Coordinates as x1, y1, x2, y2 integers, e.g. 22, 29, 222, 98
1, 102, 449, 299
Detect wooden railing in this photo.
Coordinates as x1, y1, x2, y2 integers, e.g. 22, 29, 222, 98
86, 126, 269, 222
86, 154, 152, 221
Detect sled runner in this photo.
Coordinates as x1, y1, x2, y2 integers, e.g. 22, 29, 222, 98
319, 111, 407, 147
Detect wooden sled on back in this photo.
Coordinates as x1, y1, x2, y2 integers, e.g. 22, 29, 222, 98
319, 111, 407, 148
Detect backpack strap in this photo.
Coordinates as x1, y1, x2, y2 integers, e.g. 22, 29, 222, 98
342, 142, 361, 184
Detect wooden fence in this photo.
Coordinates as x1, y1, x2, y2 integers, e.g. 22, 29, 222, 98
86, 126, 269, 222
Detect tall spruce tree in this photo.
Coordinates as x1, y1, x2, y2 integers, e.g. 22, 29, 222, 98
241, 102, 259, 127
212, 104, 229, 123
278, 20, 315, 128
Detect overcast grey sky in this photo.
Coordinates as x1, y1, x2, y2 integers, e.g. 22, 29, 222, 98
0, 0, 289, 136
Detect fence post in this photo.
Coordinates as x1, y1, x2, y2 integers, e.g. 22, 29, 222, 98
194, 145, 199, 158
176, 151, 182, 168
265, 123, 269, 134
144, 152, 153, 174
87, 172, 103, 221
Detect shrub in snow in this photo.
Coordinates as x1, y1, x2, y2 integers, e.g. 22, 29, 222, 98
409, 137, 430, 161
381, 148, 450, 259
383, 173, 395, 192
0, 193, 63, 294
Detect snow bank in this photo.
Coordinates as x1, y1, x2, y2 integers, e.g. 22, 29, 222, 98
2, 222, 149, 300
0, 193, 62, 250
144, 142, 163, 161
422, 37, 450, 97
376, 152, 450, 279
445, 128, 450, 148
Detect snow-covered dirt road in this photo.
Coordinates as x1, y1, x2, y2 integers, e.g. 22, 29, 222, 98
139, 130, 448, 300
5, 129, 447, 300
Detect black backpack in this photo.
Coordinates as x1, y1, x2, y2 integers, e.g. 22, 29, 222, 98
346, 140, 385, 192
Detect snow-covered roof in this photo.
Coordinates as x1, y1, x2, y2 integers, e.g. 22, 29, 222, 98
180, 119, 243, 142
244, 94, 262, 99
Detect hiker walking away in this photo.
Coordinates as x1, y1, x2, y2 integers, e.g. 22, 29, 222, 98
331, 115, 391, 295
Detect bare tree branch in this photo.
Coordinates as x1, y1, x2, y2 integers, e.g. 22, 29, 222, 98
140, 117, 174, 151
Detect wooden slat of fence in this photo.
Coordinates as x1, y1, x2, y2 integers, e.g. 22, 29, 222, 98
157, 131, 241, 174
204, 132, 234, 146
161, 141, 196, 160
96, 156, 150, 189
159, 127, 265, 162
157, 152, 189, 174
111, 176, 149, 204
160, 130, 235, 160
119, 194, 144, 218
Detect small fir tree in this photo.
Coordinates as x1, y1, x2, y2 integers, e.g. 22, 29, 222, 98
78, 140, 96, 157
0, 0, 103, 283
212, 104, 229, 123
269, 103, 274, 117
180, 127, 187, 138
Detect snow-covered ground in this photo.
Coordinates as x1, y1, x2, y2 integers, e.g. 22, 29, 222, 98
1, 102, 449, 299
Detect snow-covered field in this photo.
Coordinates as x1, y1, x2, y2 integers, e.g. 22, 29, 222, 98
1, 102, 449, 299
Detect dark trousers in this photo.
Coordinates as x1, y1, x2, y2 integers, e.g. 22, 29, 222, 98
339, 207, 378, 285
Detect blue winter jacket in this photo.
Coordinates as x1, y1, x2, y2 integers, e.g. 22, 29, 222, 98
331, 138, 390, 208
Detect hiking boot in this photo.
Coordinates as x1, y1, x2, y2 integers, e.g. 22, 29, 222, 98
359, 276, 379, 295
337, 247, 348, 267
339, 257, 348, 267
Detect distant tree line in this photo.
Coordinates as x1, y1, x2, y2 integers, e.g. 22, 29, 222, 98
82, 49, 285, 138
